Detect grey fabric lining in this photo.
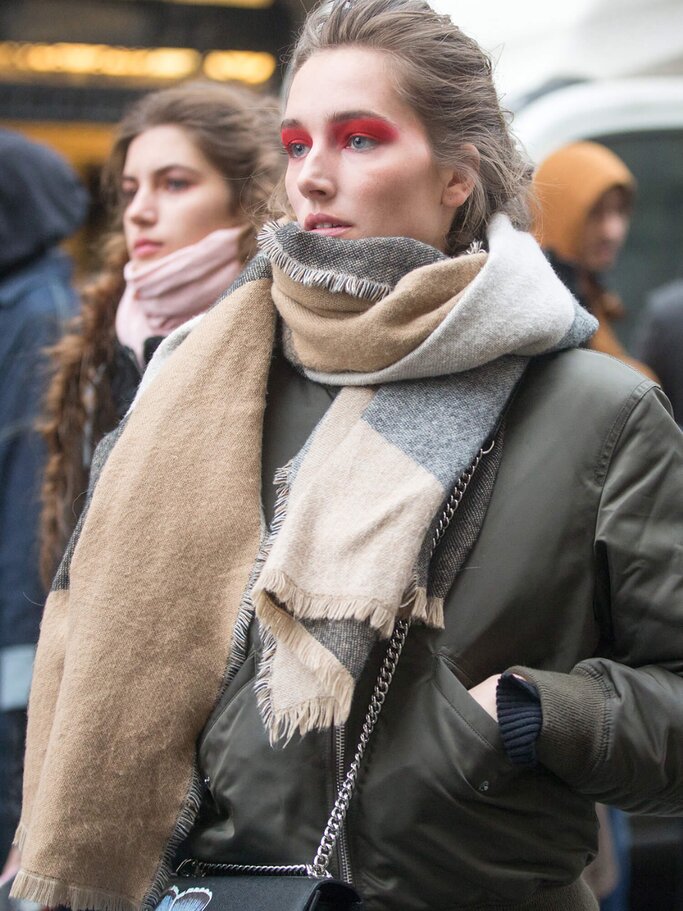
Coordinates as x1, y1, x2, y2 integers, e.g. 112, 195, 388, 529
428, 422, 506, 600
300, 619, 376, 681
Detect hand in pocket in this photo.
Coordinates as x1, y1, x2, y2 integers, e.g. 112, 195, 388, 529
468, 673, 501, 721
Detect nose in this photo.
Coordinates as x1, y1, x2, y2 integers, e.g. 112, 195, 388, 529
125, 185, 157, 226
296, 146, 336, 201
602, 210, 628, 245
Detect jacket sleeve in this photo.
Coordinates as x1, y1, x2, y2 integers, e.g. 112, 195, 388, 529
509, 385, 683, 815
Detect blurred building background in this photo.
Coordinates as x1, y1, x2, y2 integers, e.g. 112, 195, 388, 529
434, 0, 683, 102
3, 0, 682, 337
0, 0, 311, 272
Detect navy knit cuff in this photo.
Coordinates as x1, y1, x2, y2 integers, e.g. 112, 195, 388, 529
496, 672, 543, 767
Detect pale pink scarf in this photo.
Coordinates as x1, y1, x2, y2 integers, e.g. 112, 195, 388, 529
116, 226, 245, 367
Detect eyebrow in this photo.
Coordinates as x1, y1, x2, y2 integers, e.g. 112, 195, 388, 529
280, 110, 391, 130
121, 164, 201, 181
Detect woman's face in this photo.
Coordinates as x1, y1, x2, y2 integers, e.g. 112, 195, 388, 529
283, 47, 470, 250
122, 124, 238, 264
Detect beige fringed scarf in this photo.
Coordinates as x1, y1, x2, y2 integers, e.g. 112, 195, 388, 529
13, 216, 595, 911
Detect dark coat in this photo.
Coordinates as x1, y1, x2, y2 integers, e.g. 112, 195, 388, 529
0, 129, 86, 709
187, 349, 683, 911
111, 336, 164, 423
0, 251, 79, 686
637, 279, 683, 426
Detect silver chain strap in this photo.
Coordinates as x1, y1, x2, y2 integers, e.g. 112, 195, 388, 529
179, 439, 494, 882
310, 438, 495, 877
176, 859, 316, 878
430, 439, 494, 554
310, 618, 409, 877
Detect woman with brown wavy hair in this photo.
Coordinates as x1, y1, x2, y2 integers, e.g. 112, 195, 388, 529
39, 81, 283, 584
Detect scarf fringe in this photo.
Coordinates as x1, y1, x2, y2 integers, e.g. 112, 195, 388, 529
219, 459, 295, 698
141, 765, 204, 911
257, 570, 446, 637
258, 222, 392, 304
255, 632, 352, 745
268, 696, 346, 745
257, 591, 358, 692
407, 588, 445, 628
254, 586, 443, 744
11, 870, 138, 911
218, 532, 270, 694
255, 598, 355, 743
256, 570, 398, 639
253, 629, 278, 738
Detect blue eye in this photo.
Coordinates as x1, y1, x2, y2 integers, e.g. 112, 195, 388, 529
286, 141, 309, 159
347, 135, 377, 151
166, 178, 190, 192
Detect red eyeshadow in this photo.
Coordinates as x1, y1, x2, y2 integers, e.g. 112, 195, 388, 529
330, 118, 399, 146
281, 128, 312, 149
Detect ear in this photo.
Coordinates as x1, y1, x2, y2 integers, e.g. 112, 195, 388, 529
441, 143, 480, 210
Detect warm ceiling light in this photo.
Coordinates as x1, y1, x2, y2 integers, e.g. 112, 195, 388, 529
137, 0, 274, 7
146, 48, 202, 79
0, 42, 276, 85
203, 50, 276, 84
0, 42, 201, 80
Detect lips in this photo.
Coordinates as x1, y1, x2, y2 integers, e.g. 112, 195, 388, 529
303, 213, 352, 233
133, 238, 163, 258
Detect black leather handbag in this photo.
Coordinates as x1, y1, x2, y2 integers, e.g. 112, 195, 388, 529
156, 870, 363, 911
158, 444, 492, 911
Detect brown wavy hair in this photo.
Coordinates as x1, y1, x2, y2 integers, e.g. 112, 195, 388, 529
280, 0, 532, 254
40, 81, 283, 586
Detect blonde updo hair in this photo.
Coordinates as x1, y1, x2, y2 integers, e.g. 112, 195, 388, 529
285, 0, 532, 254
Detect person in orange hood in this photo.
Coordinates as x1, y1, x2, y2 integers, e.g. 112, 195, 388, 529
533, 141, 657, 381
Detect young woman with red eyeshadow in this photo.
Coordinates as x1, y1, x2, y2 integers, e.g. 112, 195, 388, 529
13, 2, 683, 911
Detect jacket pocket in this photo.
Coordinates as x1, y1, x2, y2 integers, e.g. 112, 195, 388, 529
353, 651, 597, 907
431, 654, 513, 797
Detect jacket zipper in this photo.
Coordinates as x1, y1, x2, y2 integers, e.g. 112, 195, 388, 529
333, 724, 353, 884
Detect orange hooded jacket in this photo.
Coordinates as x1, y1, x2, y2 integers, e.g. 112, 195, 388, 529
533, 141, 657, 381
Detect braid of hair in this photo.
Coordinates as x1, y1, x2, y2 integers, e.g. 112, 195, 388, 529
39, 233, 127, 587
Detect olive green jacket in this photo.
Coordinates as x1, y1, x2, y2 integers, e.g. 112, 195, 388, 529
187, 349, 683, 911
